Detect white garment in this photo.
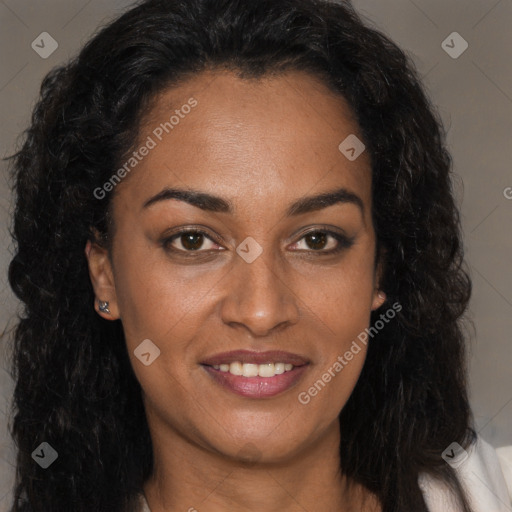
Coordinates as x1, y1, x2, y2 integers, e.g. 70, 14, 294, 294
139, 436, 512, 511
497, 446, 512, 503
419, 436, 512, 512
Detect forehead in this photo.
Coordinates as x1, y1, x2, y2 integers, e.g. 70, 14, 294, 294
114, 68, 372, 217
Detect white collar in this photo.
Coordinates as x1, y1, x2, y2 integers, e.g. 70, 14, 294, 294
419, 436, 511, 511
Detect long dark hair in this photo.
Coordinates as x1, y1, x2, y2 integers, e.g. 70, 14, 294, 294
5, 0, 475, 510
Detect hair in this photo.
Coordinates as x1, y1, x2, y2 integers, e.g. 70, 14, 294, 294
5, 0, 475, 510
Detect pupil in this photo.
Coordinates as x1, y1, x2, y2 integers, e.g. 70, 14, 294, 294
182, 233, 203, 250
306, 232, 326, 250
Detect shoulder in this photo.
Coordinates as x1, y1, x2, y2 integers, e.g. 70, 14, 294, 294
419, 436, 512, 512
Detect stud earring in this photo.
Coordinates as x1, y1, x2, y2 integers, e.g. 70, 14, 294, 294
98, 300, 110, 314
377, 291, 386, 301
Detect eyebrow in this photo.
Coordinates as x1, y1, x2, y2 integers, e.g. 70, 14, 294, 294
142, 186, 364, 217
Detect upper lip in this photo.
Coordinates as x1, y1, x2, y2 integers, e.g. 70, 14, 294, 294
201, 350, 310, 366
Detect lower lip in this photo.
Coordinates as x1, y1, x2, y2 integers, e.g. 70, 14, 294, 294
202, 365, 309, 398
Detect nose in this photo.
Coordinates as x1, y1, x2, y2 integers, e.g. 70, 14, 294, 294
219, 247, 300, 338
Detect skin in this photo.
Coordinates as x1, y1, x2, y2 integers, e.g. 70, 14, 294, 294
86, 68, 386, 512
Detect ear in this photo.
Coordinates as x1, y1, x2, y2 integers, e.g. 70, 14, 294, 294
371, 289, 387, 311
371, 244, 386, 311
85, 237, 120, 320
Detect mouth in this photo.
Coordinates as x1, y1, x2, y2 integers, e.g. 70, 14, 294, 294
200, 350, 310, 398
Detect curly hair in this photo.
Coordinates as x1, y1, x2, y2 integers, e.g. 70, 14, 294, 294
5, 0, 475, 510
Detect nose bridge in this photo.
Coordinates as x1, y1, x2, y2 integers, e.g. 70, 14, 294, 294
220, 239, 299, 335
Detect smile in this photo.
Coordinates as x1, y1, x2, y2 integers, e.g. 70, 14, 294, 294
212, 361, 295, 377
202, 363, 309, 398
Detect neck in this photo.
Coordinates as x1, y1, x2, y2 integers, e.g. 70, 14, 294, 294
142, 416, 378, 512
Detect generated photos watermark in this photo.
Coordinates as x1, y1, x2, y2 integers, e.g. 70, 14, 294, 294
298, 301, 402, 405
94, 97, 198, 200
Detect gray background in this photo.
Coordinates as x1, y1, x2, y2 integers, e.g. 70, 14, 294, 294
0, 0, 511, 509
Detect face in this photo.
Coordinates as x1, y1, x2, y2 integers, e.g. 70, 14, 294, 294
86, 69, 386, 463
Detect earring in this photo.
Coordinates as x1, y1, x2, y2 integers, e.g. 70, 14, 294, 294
377, 291, 386, 301
98, 300, 110, 314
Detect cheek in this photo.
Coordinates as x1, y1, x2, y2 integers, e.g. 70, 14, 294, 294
301, 250, 376, 335
113, 249, 204, 406
297, 330, 369, 431
111, 235, 214, 345
291, 253, 376, 417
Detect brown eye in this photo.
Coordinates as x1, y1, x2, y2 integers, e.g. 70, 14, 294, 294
290, 229, 354, 254
162, 229, 221, 254
180, 232, 205, 251
304, 232, 328, 250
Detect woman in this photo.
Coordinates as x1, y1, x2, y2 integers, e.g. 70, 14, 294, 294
5, 0, 511, 511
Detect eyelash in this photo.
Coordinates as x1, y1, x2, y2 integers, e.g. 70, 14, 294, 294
161, 227, 354, 257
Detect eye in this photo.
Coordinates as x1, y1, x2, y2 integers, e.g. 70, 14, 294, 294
162, 229, 222, 254
290, 229, 354, 254
161, 227, 354, 257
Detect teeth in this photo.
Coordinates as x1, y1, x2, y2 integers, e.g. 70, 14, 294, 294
242, 363, 259, 377
274, 363, 285, 374
211, 362, 297, 377
258, 363, 275, 378
229, 362, 243, 375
